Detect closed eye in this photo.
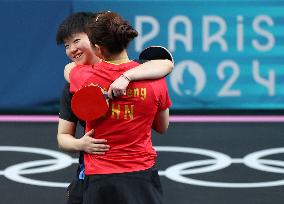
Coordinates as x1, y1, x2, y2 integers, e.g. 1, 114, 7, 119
74, 39, 80, 43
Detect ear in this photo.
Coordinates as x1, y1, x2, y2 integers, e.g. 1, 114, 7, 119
95, 44, 111, 60
94, 44, 104, 59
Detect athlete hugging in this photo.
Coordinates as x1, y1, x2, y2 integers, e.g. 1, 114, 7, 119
56, 11, 173, 204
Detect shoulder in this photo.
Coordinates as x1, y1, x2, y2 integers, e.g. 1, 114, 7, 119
70, 64, 93, 75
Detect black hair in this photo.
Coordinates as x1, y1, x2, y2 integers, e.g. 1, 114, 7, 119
86, 11, 138, 54
56, 12, 93, 45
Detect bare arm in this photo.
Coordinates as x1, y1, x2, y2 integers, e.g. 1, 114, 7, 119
57, 118, 78, 152
108, 59, 173, 98
124, 59, 173, 81
152, 108, 170, 134
57, 118, 109, 154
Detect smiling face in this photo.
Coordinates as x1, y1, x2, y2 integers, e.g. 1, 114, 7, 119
64, 32, 100, 65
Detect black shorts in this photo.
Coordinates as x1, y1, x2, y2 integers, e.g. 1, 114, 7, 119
66, 178, 84, 204
83, 168, 163, 204
66, 157, 85, 204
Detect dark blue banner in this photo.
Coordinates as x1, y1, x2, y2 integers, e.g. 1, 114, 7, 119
0, 0, 72, 113
1, 0, 284, 112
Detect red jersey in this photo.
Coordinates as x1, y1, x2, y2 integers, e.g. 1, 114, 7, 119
69, 61, 171, 174
69, 64, 94, 93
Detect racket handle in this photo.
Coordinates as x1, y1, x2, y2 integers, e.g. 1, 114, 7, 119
103, 92, 115, 99
111, 91, 115, 99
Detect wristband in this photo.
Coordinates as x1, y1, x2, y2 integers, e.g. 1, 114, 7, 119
121, 74, 131, 81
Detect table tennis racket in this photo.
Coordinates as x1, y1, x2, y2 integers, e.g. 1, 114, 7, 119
71, 84, 109, 121
139, 46, 174, 62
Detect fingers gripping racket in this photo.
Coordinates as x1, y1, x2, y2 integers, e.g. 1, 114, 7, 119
139, 46, 174, 63
71, 85, 109, 121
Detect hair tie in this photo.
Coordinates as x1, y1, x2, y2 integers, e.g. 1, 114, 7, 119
95, 11, 111, 22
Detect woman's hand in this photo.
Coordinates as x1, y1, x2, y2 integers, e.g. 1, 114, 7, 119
108, 74, 130, 99
78, 129, 110, 154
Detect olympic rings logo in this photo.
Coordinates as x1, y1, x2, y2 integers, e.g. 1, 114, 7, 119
156, 146, 284, 188
1, 146, 284, 188
0, 146, 76, 188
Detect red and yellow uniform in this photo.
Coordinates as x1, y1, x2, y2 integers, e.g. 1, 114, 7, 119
69, 61, 171, 175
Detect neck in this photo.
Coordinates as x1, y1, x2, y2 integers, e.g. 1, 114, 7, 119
104, 50, 130, 64
90, 56, 102, 64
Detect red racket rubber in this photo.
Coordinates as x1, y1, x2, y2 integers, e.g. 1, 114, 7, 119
71, 85, 108, 121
